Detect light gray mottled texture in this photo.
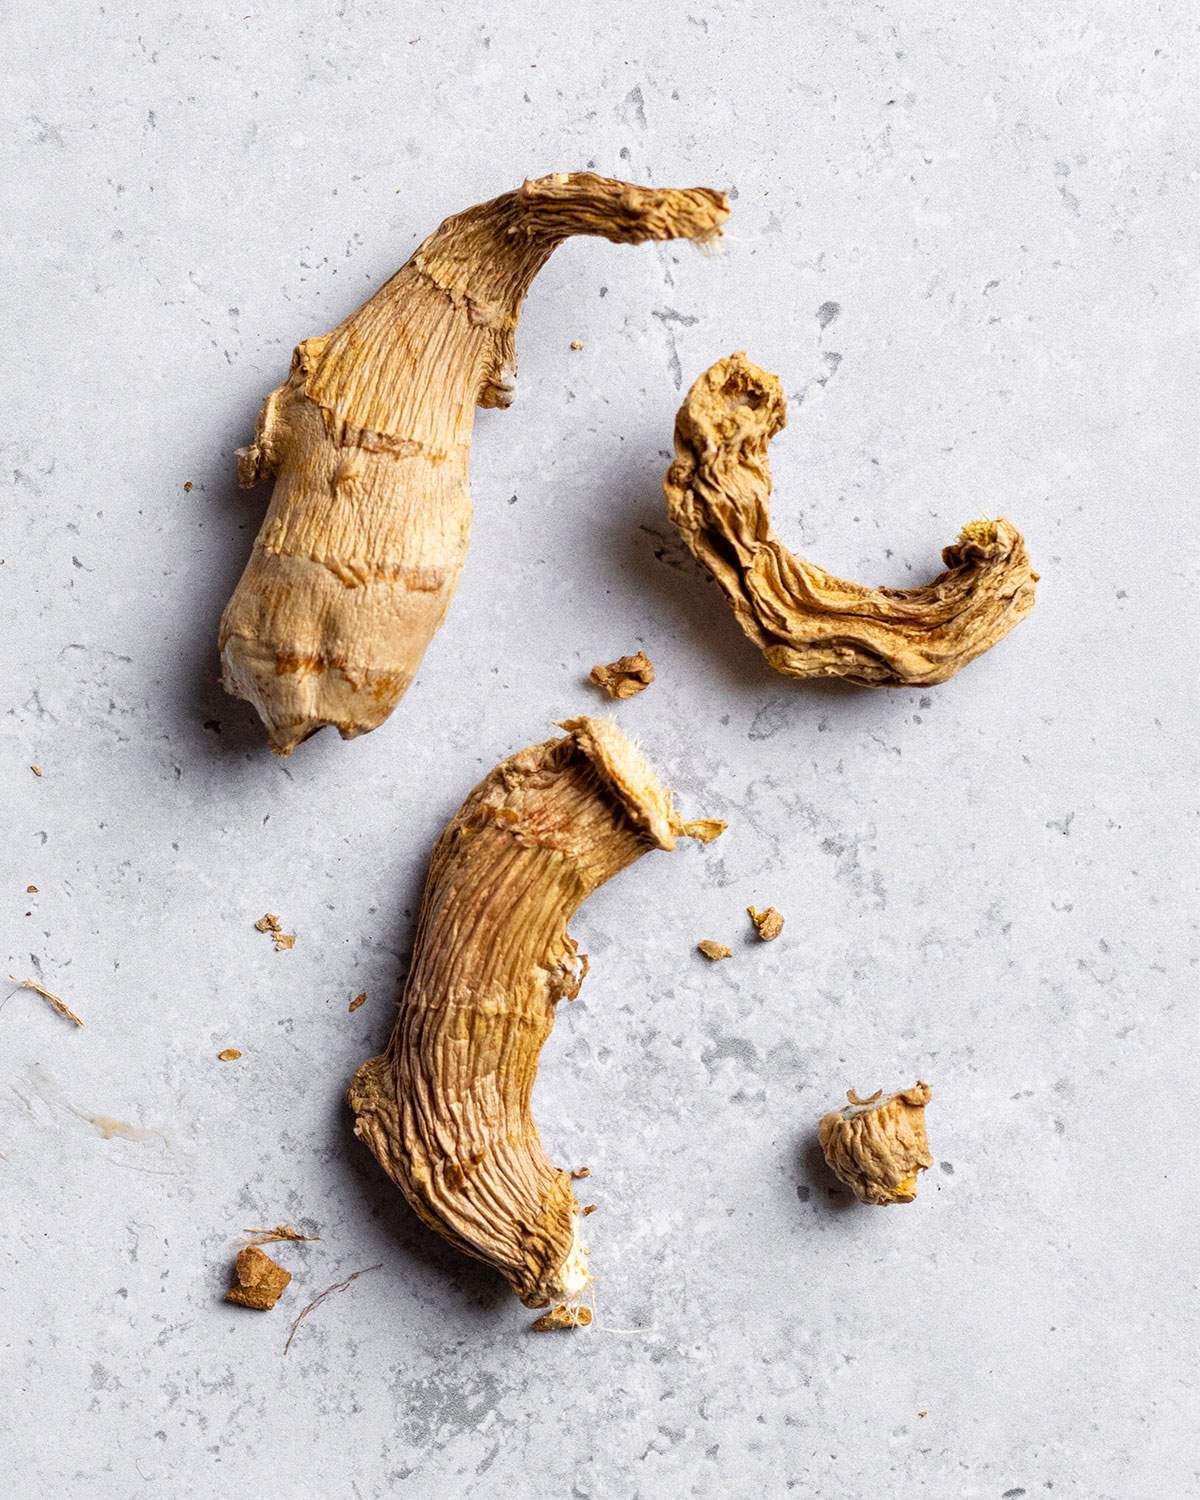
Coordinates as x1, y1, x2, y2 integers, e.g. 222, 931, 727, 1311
2, 2, 1196, 1496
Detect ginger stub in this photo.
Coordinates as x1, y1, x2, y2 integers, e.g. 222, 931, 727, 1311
221, 174, 729, 754
348, 716, 721, 1313
590, 651, 655, 700
664, 353, 1037, 687
818, 1083, 933, 1204
224, 1245, 291, 1310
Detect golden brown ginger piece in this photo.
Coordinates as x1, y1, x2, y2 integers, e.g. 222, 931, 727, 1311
747, 905, 784, 941
818, 1083, 933, 1204
224, 1245, 292, 1309
220, 174, 730, 754
590, 651, 655, 699
664, 354, 1037, 686
348, 716, 721, 1309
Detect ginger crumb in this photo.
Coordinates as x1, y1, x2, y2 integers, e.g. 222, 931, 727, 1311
747, 905, 785, 941
531, 1304, 592, 1332
224, 1245, 291, 1311
569, 339, 584, 350
217, 1048, 242, 1062
183, 480, 193, 492
26, 885, 38, 894
255, 913, 296, 951
919, 1410, 928, 1418
589, 651, 654, 700
582, 1204, 598, 1216
349, 991, 368, 1012
571, 1165, 590, 1179
697, 939, 732, 961
30, 765, 43, 777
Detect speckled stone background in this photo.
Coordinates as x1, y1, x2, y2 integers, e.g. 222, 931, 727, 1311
3, 3, 1196, 1496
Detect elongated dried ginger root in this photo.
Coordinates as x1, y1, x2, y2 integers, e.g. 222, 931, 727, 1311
818, 1083, 933, 1204
221, 174, 730, 754
664, 354, 1037, 686
348, 715, 721, 1308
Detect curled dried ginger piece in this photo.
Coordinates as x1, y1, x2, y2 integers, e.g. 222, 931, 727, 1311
224, 1245, 291, 1310
747, 905, 784, 941
221, 173, 729, 754
590, 651, 655, 699
348, 716, 720, 1310
663, 354, 1037, 686
818, 1082, 933, 1204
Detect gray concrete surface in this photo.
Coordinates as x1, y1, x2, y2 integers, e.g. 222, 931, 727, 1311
2, 3, 1197, 1496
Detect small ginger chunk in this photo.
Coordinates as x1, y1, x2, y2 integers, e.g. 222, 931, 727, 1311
224, 1245, 292, 1310
818, 1082, 933, 1205
531, 1304, 592, 1332
589, 651, 655, 700
349, 991, 368, 1012
255, 913, 296, 950
697, 939, 732, 961
747, 905, 784, 941
217, 1048, 242, 1062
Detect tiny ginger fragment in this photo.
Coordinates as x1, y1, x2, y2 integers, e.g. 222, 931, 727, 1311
349, 715, 720, 1310
664, 353, 1037, 686
242, 1225, 319, 1246
697, 939, 732, 961
531, 1304, 592, 1332
217, 1048, 242, 1062
747, 905, 785, 941
254, 913, 295, 951
224, 1245, 291, 1310
27, 885, 38, 894
349, 991, 368, 1012
30, 765, 43, 777
590, 651, 655, 700
818, 1082, 933, 1205
220, 173, 730, 754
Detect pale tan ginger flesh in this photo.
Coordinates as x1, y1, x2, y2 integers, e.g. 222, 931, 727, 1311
818, 1082, 933, 1204
220, 174, 730, 754
590, 651, 655, 699
663, 353, 1038, 686
348, 715, 723, 1310
747, 905, 784, 941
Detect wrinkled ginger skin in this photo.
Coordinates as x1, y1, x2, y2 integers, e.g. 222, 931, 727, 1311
818, 1082, 933, 1204
663, 353, 1037, 687
220, 174, 730, 754
348, 716, 719, 1307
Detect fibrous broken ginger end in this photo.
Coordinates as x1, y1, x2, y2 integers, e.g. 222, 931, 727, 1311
531, 1304, 593, 1332
219, 173, 730, 755
818, 1082, 933, 1205
590, 651, 655, 699
747, 905, 784, 941
224, 1245, 291, 1310
348, 715, 721, 1310
663, 354, 1037, 686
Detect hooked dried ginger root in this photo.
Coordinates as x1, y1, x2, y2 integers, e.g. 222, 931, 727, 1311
220, 173, 730, 754
590, 651, 655, 699
348, 716, 722, 1310
663, 354, 1037, 686
818, 1083, 933, 1204
225, 1245, 291, 1310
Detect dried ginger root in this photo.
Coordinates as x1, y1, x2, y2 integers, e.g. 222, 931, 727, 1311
747, 905, 784, 941
663, 354, 1037, 686
590, 651, 655, 699
697, 940, 732, 961
224, 1245, 291, 1309
818, 1082, 933, 1204
220, 174, 730, 754
348, 716, 722, 1310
